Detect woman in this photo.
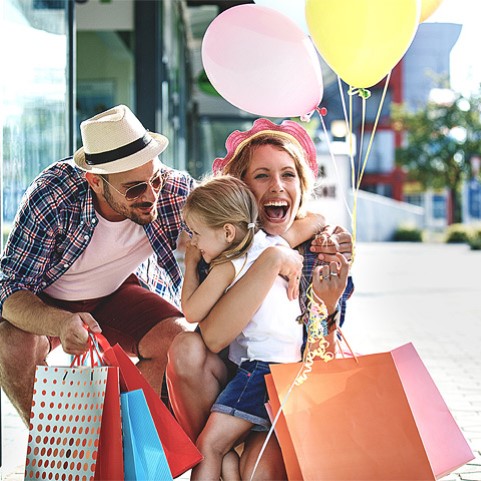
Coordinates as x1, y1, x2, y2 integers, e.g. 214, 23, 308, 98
167, 118, 353, 480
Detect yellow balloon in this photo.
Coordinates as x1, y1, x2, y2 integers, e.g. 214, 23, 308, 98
306, 0, 420, 88
420, 0, 444, 22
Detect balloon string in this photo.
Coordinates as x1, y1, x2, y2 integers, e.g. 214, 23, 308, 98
337, 76, 356, 186
348, 90, 358, 249
316, 109, 353, 220
356, 70, 392, 190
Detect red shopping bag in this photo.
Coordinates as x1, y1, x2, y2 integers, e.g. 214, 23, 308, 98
94, 365, 124, 480
97, 334, 203, 478
266, 342, 474, 481
25, 360, 123, 481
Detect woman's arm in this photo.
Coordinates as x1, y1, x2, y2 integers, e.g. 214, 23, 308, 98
198, 246, 303, 353
281, 212, 326, 248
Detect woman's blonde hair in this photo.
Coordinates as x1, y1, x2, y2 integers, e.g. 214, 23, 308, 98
221, 134, 314, 217
183, 175, 258, 267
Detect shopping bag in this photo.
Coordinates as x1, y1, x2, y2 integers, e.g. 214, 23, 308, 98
24, 362, 123, 481
97, 334, 203, 478
267, 342, 474, 481
94, 365, 124, 480
121, 389, 174, 481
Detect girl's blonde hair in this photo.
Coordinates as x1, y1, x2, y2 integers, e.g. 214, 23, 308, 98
221, 134, 314, 217
183, 175, 258, 267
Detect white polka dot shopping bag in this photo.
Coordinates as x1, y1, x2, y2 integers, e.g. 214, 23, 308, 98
24, 342, 123, 480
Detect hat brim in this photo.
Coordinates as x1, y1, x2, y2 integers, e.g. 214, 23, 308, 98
73, 132, 169, 174
212, 119, 318, 177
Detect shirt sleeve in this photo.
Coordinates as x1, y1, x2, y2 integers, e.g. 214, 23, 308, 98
297, 241, 355, 327
0, 182, 59, 315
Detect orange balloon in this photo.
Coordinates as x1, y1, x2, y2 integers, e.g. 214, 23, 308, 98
420, 0, 444, 22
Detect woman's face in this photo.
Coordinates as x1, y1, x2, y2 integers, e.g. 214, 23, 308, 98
243, 144, 302, 236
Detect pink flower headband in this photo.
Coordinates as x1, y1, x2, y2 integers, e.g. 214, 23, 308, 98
212, 118, 318, 177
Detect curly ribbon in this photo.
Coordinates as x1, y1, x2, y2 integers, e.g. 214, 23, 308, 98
248, 283, 336, 481
295, 285, 334, 385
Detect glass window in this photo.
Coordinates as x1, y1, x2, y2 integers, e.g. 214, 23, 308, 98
1, 0, 69, 246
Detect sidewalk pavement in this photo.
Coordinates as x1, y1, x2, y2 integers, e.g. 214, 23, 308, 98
2, 242, 481, 480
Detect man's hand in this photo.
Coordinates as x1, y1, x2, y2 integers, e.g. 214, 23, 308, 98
310, 225, 353, 263
58, 312, 101, 355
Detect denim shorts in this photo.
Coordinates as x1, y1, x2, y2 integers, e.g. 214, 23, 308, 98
211, 360, 271, 432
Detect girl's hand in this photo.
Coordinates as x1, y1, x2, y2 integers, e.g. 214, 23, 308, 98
312, 253, 349, 313
272, 246, 304, 301
184, 240, 202, 269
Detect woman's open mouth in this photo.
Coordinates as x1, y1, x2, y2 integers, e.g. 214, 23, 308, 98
263, 200, 289, 223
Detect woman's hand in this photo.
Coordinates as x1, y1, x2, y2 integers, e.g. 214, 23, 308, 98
311, 253, 349, 314
310, 225, 353, 263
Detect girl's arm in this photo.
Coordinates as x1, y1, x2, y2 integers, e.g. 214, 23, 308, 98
281, 211, 326, 248
181, 242, 236, 324
199, 246, 303, 353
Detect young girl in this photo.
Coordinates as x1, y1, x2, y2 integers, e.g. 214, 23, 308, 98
181, 175, 348, 480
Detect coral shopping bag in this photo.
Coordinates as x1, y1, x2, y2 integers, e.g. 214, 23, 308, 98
121, 389, 173, 481
25, 361, 123, 481
97, 334, 203, 478
266, 342, 474, 481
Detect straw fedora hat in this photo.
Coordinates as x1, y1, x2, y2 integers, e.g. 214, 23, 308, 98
74, 104, 169, 174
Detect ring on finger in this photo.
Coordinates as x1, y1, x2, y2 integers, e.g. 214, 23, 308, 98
330, 272, 338, 277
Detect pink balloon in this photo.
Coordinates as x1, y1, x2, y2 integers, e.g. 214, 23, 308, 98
201, 4, 323, 118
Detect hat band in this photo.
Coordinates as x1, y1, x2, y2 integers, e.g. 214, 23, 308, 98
84, 133, 153, 166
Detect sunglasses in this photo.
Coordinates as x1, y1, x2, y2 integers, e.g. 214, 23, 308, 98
101, 172, 166, 200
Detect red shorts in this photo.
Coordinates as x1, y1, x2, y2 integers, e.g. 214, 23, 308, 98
38, 274, 182, 356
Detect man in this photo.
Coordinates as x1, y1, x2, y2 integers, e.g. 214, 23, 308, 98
0, 105, 194, 425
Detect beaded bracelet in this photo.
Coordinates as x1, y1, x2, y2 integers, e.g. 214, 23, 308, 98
311, 289, 340, 334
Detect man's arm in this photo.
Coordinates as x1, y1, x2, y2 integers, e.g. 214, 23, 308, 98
199, 246, 303, 353
2, 290, 101, 355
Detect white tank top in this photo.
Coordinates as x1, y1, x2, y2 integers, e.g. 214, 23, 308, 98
44, 213, 154, 300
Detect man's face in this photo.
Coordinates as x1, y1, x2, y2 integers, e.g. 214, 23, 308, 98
100, 158, 164, 225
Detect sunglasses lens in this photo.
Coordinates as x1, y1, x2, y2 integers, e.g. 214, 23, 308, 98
151, 175, 163, 190
125, 183, 148, 200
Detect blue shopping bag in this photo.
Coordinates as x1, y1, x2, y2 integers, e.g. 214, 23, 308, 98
121, 389, 173, 481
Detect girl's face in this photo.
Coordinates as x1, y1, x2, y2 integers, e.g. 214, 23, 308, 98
186, 215, 228, 264
242, 144, 302, 236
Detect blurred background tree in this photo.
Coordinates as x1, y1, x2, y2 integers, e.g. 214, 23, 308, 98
392, 86, 481, 223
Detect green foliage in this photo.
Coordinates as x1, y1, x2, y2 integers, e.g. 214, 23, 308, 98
391, 86, 481, 223
392, 225, 423, 242
468, 227, 481, 250
445, 223, 470, 243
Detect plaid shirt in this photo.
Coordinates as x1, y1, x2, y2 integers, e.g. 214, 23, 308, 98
297, 240, 354, 327
0, 158, 195, 314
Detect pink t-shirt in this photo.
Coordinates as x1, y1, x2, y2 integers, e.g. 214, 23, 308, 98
44, 213, 154, 300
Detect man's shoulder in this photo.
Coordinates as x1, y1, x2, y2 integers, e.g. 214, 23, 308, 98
162, 167, 195, 197
25, 157, 87, 205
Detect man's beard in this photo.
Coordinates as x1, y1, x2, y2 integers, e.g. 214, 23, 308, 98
103, 187, 157, 225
